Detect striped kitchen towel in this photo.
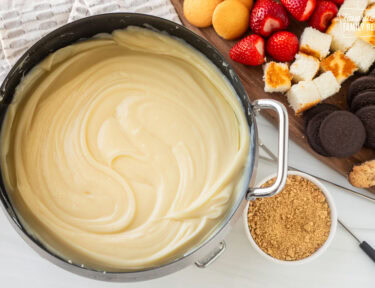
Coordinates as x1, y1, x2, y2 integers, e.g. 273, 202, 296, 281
0, 0, 181, 84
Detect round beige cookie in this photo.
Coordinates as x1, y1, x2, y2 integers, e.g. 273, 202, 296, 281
213, 0, 250, 40
236, 0, 253, 9
349, 160, 375, 188
183, 0, 223, 28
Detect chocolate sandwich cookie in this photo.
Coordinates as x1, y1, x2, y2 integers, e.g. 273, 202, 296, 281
350, 90, 375, 112
306, 110, 333, 156
303, 103, 339, 129
348, 76, 375, 106
319, 111, 366, 158
356, 105, 375, 150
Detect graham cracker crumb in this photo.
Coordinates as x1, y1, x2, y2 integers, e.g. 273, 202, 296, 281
247, 175, 331, 261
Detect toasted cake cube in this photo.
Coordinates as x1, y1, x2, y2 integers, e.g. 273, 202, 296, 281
320, 51, 358, 84
338, 0, 368, 24
290, 53, 320, 82
313, 71, 341, 100
346, 39, 375, 73
356, 23, 375, 47
370, 0, 375, 4
357, 4, 375, 46
326, 17, 357, 52
287, 81, 322, 114
300, 27, 332, 60
365, 3, 375, 19
263, 62, 292, 93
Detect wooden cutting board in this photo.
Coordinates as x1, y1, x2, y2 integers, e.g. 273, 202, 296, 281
171, 0, 375, 193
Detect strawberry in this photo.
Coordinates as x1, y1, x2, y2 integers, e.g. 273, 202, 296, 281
250, 0, 289, 37
230, 34, 265, 66
309, 0, 338, 31
266, 31, 299, 62
281, 0, 316, 21
331, 0, 344, 5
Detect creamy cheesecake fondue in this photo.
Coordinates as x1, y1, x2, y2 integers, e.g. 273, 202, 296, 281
1, 27, 250, 270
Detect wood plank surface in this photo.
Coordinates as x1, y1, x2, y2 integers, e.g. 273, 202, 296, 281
171, 0, 375, 193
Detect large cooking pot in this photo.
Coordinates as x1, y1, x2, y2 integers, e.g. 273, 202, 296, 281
0, 13, 288, 282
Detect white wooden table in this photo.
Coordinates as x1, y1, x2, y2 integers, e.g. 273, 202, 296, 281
1, 115, 374, 287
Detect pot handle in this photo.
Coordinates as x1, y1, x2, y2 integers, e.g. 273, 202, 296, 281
195, 241, 226, 268
246, 99, 288, 200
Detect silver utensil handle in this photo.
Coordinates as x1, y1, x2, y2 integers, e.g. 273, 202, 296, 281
247, 99, 289, 200
195, 241, 226, 268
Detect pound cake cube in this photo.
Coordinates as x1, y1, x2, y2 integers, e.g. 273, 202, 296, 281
263, 62, 292, 93
300, 27, 332, 60
357, 4, 375, 46
338, 0, 368, 24
365, 3, 375, 19
313, 71, 341, 100
326, 17, 357, 52
287, 81, 322, 114
290, 53, 320, 82
320, 51, 358, 84
346, 39, 375, 73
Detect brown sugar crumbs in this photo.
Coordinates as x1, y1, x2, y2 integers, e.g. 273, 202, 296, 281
248, 175, 331, 261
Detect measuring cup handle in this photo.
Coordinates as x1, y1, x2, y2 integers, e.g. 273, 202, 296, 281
246, 99, 289, 200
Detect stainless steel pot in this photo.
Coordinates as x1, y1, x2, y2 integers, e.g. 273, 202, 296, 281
0, 13, 289, 282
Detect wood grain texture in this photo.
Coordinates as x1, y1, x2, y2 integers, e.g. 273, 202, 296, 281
171, 0, 375, 193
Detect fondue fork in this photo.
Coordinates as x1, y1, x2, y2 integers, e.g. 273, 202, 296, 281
338, 219, 375, 263
258, 142, 375, 203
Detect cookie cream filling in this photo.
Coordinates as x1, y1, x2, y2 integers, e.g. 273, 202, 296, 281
1, 27, 250, 270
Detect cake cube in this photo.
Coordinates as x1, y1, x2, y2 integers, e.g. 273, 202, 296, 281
320, 51, 358, 84
326, 17, 357, 52
338, 0, 368, 24
357, 4, 375, 47
365, 3, 375, 19
346, 39, 375, 73
287, 81, 322, 114
313, 71, 341, 100
290, 53, 320, 82
263, 62, 292, 93
300, 27, 332, 60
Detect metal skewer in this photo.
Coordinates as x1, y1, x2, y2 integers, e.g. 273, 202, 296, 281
338, 219, 375, 263
258, 142, 375, 203
338, 219, 361, 242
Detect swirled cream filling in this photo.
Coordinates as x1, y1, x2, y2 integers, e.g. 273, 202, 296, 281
1, 27, 250, 270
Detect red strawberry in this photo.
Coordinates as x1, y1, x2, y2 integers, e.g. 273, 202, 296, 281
331, 0, 344, 5
250, 0, 290, 37
281, 0, 316, 21
309, 1, 338, 31
266, 31, 299, 62
230, 34, 265, 66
